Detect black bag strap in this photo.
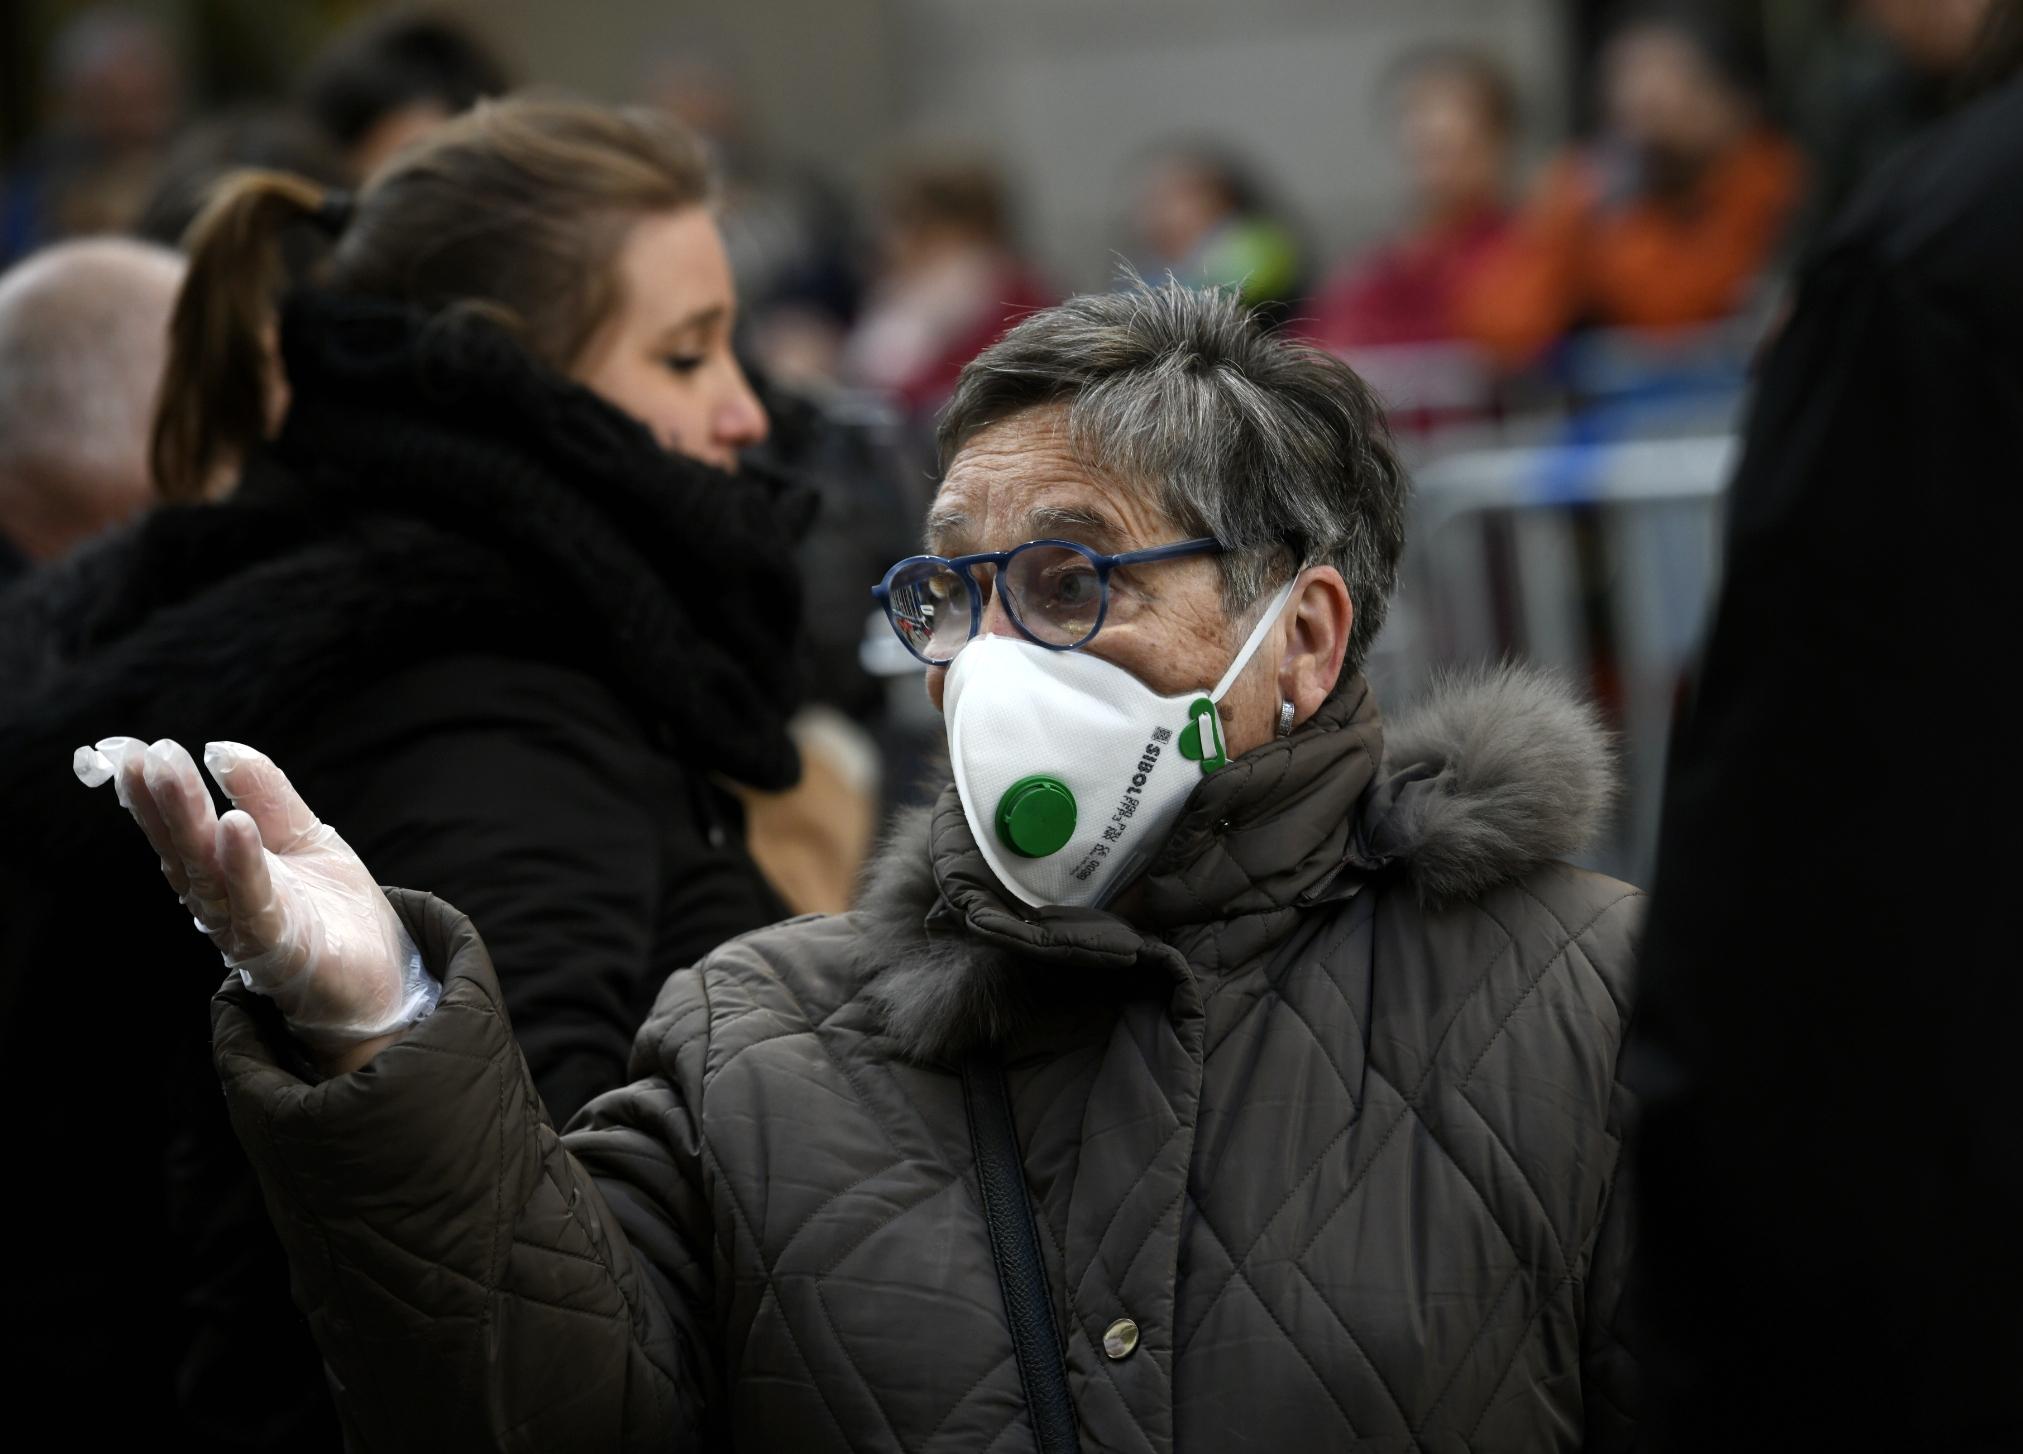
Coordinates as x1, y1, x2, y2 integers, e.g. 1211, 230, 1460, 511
961, 1053, 1083, 1454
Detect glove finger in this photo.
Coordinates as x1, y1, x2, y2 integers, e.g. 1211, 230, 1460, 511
204, 742, 322, 853
115, 747, 190, 898
73, 746, 115, 788
95, 737, 147, 805
144, 739, 227, 914
216, 810, 292, 975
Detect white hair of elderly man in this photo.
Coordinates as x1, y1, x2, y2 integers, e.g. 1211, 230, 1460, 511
0, 236, 186, 566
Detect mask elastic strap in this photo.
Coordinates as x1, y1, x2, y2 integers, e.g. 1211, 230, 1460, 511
1208, 568, 1303, 703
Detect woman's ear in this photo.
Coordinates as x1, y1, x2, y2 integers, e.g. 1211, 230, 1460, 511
1276, 566, 1353, 728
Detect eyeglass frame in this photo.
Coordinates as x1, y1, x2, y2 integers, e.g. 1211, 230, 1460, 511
871, 535, 1226, 666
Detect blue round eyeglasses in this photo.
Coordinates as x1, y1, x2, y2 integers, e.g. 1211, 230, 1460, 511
871, 536, 1224, 666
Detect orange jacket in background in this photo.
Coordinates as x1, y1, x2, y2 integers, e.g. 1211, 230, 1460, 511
1458, 128, 1803, 367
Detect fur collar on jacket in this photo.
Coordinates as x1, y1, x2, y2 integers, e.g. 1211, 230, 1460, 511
0, 290, 812, 834
856, 664, 1617, 1062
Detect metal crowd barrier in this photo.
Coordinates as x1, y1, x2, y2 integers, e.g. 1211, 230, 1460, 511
1371, 434, 1738, 886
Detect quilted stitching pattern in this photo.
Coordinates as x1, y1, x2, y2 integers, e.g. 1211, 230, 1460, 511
659, 861, 1633, 1453
1160, 874, 1638, 1452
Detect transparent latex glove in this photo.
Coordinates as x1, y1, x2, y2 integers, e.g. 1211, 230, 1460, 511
74, 737, 438, 1051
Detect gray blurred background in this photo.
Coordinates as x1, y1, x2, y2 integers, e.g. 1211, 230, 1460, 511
3, 0, 1982, 884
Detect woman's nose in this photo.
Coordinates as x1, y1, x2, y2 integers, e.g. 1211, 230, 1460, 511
716, 362, 769, 450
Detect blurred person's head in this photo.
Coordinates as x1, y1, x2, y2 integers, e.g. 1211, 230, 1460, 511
1130, 146, 1305, 307
302, 10, 510, 181
1388, 47, 1519, 223
1602, 6, 1763, 193
34, 8, 181, 239
152, 96, 767, 502
47, 5, 180, 150
1132, 146, 1258, 265
877, 159, 1014, 276
643, 54, 752, 173
134, 108, 349, 249
0, 239, 184, 562
908, 281, 1407, 758
1860, 0, 1996, 74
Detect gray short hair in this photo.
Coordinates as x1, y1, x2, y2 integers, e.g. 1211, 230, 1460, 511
937, 281, 1408, 676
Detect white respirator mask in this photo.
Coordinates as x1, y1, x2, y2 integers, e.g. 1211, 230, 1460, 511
942, 575, 1300, 909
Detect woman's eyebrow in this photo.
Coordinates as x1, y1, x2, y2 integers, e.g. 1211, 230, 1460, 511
656, 304, 727, 346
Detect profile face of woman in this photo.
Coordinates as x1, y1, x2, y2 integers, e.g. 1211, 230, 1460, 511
571, 207, 768, 473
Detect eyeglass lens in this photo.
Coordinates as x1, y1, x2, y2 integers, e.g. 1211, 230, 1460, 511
1001, 543, 1103, 647
884, 559, 974, 663
885, 543, 1107, 663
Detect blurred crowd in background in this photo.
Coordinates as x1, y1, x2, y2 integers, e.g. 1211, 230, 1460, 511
1, 6, 2019, 1446
0, 0, 2003, 891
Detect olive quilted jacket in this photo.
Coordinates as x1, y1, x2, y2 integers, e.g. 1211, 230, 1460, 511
216, 666, 1642, 1452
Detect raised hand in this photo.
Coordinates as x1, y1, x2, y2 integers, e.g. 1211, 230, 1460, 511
75, 737, 438, 1058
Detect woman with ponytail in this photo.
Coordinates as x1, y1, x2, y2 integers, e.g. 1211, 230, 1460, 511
0, 97, 801, 1448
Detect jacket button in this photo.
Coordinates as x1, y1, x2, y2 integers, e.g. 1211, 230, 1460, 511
1102, 1317, 1139, 1361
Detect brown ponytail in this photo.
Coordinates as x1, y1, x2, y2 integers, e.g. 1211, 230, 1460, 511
150, 171, 334, 503
149, 97, 711, 505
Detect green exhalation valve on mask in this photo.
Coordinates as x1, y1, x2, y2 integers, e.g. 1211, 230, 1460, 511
1176, 697, 1227, 775
996, 775, 1078, 858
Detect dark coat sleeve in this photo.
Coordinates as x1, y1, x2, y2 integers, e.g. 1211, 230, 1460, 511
214, 890, 720, 1452
293, 653, 785, 1125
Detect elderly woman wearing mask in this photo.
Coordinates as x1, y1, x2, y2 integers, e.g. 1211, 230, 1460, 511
84, 283, 1640, 1452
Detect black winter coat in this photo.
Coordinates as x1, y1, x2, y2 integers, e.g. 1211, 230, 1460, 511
1631, 71, 2023, 1452
0, 292, 803, 1447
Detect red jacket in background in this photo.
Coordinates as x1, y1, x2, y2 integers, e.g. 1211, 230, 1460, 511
1303, 208, 1512, 350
